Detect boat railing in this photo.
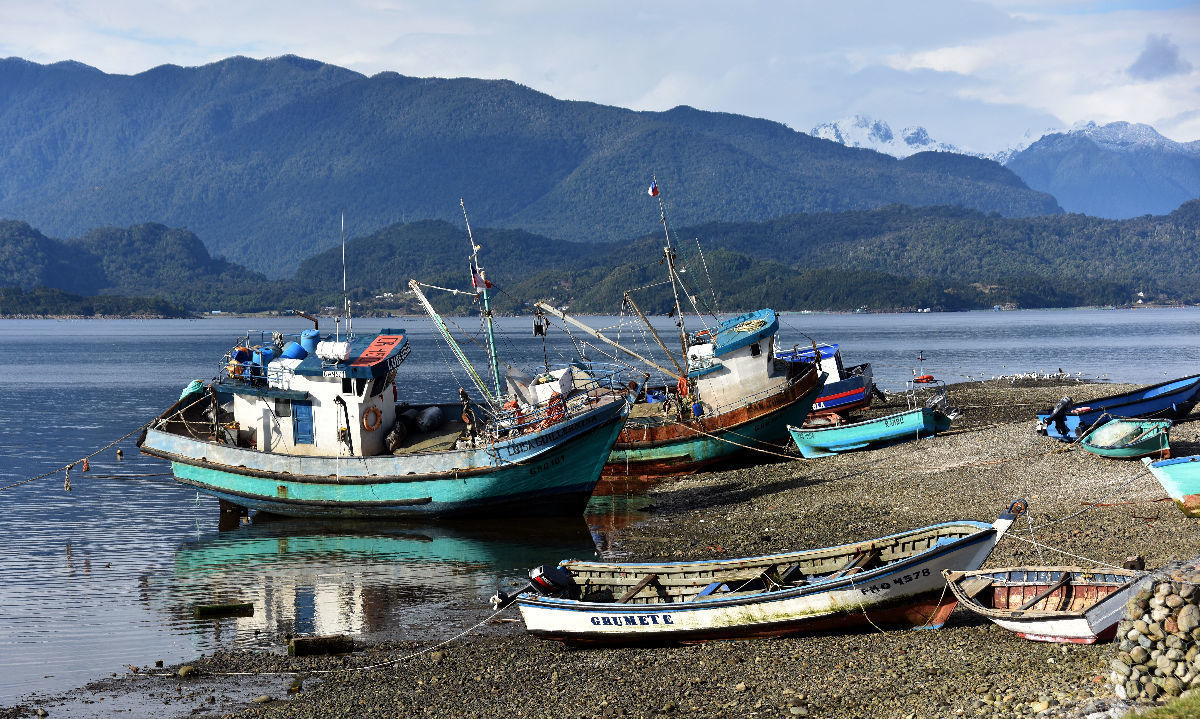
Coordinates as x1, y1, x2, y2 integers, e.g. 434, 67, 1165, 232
219, 331, 311, 385
491, 362, 635, 435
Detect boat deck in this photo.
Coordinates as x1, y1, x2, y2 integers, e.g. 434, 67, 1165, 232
391, 421, 466, 454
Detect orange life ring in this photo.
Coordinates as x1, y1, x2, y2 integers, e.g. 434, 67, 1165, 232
362, 406, 382, 432
914, 375, 935, 384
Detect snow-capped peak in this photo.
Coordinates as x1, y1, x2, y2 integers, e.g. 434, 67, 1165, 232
811, 115, 960, 158
1066, 121, 1199, 157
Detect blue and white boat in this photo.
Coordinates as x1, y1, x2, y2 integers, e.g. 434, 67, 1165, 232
1142, 455, 1200, 517
774, 342, 874, 418
787, 397, 956, 458
1036, 374, 1200, 441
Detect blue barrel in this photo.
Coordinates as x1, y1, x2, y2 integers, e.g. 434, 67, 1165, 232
281, 341, 308, 360
300, 329, 321, 354
230, 346, 251, 362
255, 346, 276, 366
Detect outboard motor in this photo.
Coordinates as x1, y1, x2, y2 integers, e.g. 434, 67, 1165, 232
1039, 396, 1073, 436
489, 564, 577, 610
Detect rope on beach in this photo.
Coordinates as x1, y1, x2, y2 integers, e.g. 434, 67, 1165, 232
1004, 534, 1126, 571
138, 605, 518, 680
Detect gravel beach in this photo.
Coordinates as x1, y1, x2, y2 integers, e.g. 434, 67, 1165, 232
10, 378, 1200, 719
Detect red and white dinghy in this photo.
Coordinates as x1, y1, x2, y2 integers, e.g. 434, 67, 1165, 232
943, 566, 1148, 644
497, 501, 1027, 646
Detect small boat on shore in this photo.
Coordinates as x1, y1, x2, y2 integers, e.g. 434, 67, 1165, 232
1142, 455, 1200, 517
495, 500, 1027, 645
1036, 374, 1200, 441
786, 395, 957, 458
774, 342, 875, 419
943, 566, 1147, 644
1080, 418, 1171, 460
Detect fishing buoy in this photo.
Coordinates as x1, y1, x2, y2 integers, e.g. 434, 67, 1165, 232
81, 458, 90, 472
914, 375, 936, 384
116, 449, 124, 458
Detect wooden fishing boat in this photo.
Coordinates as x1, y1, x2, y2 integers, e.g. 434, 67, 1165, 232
786, 399, 955, 458
535, 180, 826, 476
1142, 455, 1200, 517
774, 342, 875, 419
943, 566, 1146, 643
496, 500, 1028, 645
1080, 418, 1171, 460
140, 220, 642, 519
1036, 374, 1200, 441
138, 327, 638, 518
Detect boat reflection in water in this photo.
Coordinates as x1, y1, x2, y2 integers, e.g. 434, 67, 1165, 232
165, 515, 603, 644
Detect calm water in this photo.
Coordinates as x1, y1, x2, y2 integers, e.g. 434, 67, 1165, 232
1, 308, 1198, 702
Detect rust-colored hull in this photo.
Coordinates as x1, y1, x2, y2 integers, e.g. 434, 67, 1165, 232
604, 369, 824, 476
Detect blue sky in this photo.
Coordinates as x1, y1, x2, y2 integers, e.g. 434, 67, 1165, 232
1, 0, 1196, 153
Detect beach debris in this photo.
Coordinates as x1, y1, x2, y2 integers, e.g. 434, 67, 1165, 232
287, 634, 354, 657
178, 665, 196, 678
191, 602, 253, 619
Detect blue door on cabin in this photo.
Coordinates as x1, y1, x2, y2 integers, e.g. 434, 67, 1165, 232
293, 401, 314, 444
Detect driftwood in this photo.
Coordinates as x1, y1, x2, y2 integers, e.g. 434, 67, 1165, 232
192, 602, 254, 619
288, 634, 355, 656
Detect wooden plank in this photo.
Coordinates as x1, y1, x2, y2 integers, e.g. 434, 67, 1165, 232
959, 577, 994, 599
617, 574, 660, 604
1018, 572, 1071, 611
827, 548, 881, 580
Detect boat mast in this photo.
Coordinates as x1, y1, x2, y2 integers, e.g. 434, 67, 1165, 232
535, 302, 681, 381
409, 279, 495, 403
622, 292, 685, 378
652, 176, 690, 361
341, 212, 353, 339
462, 199, 503, 400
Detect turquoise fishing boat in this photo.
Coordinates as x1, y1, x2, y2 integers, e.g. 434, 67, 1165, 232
1142, 455, 1200, 517
1080, 418, 1171, 460
139, 209, 640, 518
137, 327, 638, 518
787, 400, 955, 458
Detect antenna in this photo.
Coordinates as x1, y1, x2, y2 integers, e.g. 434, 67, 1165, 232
341, 212, 352, 337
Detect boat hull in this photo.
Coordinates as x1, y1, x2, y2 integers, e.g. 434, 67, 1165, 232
945, 567, 1144, 644
516, 520, 1005, 645
808, 365, 873, 417
1143, 455, 1200, 517
1080, 419, 1171, 460
604, 373, 824, 476
142, 399, 629, 519
1037, 374, 1200, 441
788, 407, 952, 458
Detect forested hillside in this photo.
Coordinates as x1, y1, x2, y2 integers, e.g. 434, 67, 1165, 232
6, 200, 1196, 317
0, 56, 1060, 278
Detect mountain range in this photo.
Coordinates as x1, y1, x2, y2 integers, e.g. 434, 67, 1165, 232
813, 116, 1200, 219
0, 55, 1061, 278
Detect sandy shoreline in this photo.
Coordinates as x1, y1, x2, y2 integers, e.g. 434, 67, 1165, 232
8, 378, 1198, 718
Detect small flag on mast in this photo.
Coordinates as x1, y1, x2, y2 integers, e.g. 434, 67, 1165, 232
471, 262, 494, 292
648, 181, 659, 197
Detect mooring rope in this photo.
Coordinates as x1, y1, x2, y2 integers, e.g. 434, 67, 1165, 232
139, 604, 518, 679
0, 420, 154, 493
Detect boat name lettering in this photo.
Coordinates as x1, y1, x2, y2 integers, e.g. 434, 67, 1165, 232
504, 416, 592, 456
882, 415, 904, 427
861, 568, 929, 594
590, 614, 674, 627
529, 454, 566, 476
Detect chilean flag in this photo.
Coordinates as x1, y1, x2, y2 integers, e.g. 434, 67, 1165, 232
648, 181, 659, 197
471, 263, 493, 292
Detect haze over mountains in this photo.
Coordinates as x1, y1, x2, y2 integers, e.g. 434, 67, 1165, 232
814, 116, 1200, 220
0, 55, 1061, 278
